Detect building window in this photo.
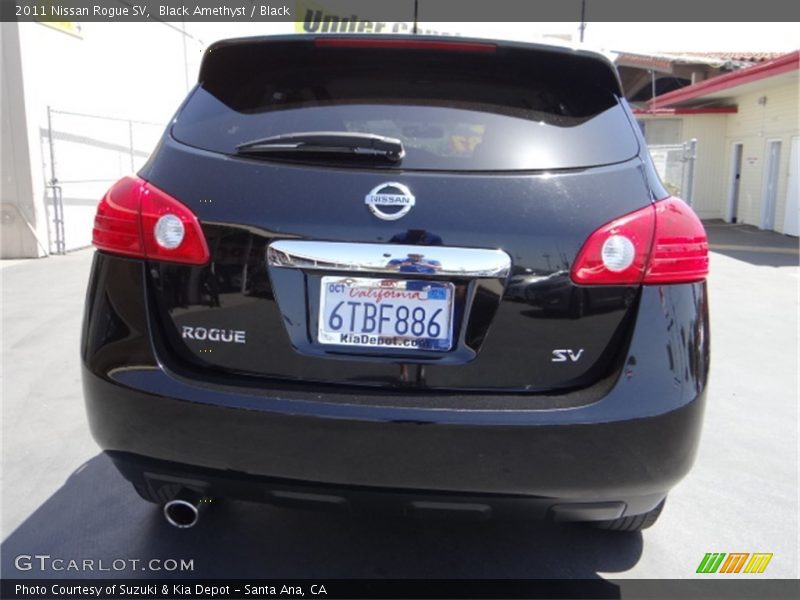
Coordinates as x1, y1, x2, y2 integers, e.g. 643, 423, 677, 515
640, 119, 683, 145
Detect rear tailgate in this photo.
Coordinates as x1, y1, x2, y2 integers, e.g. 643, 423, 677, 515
141, 35, 650, 393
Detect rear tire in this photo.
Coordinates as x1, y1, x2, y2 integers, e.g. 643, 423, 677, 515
591, 498, 666, 532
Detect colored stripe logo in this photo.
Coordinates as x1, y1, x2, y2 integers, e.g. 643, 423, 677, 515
697, 553, 773, 574
744, 553, 774, 573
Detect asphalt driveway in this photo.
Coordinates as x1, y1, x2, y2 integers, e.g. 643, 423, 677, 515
1, 223, 797, 583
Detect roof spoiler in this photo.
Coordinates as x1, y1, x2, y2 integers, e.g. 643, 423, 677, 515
199, 34, 624, 97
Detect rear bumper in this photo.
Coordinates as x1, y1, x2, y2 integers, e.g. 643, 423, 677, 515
106, 449, 666, 523
81, 254, 709, 520
83, 363, 705, 519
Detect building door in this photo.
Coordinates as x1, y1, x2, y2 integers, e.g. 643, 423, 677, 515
761, 140, 781, 230
782, 136, 799, 237
727, 143, 743, 223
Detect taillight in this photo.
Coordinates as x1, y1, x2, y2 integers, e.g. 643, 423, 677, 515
570, 203, 655, 285
139, 182, 210, 265
92, 176, 145, 258
646, 198, 710, 283
571, 197, 708, 285
92, 176, 209, 265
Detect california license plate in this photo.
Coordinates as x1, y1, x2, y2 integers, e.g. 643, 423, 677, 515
318, 277, 454, 351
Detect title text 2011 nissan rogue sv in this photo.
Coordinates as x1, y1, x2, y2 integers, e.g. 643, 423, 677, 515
82, 35, 709, 532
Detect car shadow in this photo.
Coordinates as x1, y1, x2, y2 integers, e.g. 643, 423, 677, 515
704, 220, 799, 267
2, 454, 642, 590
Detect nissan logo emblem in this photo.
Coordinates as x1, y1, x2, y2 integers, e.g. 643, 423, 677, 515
364, 182, 415, 221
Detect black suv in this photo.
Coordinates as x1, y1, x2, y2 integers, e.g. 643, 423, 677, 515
82, 35, 709, 531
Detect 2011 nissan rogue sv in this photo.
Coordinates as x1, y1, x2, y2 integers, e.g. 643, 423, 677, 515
82, 35, 709, 532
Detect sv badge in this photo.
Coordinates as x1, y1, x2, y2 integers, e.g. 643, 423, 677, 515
552, 348, 584, 362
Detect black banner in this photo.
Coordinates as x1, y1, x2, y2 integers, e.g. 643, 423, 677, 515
3, 579, 800, 600
2, 0, 800, 23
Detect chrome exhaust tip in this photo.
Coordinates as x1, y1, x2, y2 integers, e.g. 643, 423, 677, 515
163, 490, 207, 529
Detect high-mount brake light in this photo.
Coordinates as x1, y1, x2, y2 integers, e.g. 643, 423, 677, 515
92, 176, 210, 265
314, 38, 497, 53
571, 197, 708, 285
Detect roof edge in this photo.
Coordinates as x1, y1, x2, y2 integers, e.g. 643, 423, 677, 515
649, 50, 799, 108
633, 107, 738, 116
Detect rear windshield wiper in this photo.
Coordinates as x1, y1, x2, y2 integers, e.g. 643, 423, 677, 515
235, 131, 405, 162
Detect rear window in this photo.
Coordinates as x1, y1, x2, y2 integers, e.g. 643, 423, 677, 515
172, 38, 639, 171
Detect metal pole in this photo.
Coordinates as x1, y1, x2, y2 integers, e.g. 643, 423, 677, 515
55, 187, 65, 254
684, 139, 697, 206
47, 107, 161, 126
128, 120, 135, 172
579, 0, 587, 42
181, 20, 190, 91
650, 70, 656, 109
46, 105, 57, 187
46, 106, 65, 254
412, 0, 418, 34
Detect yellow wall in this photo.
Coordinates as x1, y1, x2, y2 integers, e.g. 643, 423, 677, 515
723, 81, 799, 231
640, 78, 799, 232
681, 115, 729, 219
638, 114, 728, 219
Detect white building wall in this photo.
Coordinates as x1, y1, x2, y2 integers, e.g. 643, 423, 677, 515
1, 22, 45, 258
10, 22, 206, 255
